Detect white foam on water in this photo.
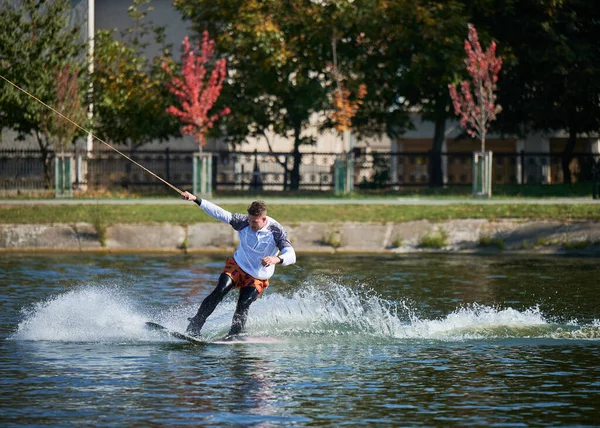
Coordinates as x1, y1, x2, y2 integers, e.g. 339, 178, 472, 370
249, 281, 600, 341
9, 285, 240, 343
408, 304, 551, 340
11, 286, 151, 342
9, 280, 600, 344
249, 282, 408, 338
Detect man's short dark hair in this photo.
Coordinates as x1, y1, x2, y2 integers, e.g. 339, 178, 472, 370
247, 200, 267, 216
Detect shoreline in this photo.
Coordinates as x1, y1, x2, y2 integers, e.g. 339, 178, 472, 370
2, 219, 599, 256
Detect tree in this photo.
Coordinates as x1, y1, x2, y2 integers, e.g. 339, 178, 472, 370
448, 23, 502, 153
348, 0, 468, 187
546, 1, 600, 183
465, 0, 550, 140
92, 0, 179, 152
40, 65, 88, 154
0, 0, 86, 187
325, 2, 369, 138
331, 82, 367, 133
163, 31, 231, 148
174, 0, 334, 190
469, 0, 600, 183
341, 0, 413, 140
173, 0, 599, 190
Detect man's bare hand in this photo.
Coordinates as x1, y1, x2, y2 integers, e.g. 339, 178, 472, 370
261, 256, 281, 267
181, 191, 197, 202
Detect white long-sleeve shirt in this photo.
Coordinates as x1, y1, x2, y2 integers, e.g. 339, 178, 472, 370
195, 199, 296, 280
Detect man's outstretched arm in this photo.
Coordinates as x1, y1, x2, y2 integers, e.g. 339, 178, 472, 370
181, 191, 233, 225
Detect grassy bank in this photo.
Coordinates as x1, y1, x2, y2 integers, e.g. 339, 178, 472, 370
2, 181, 598, 199
0, 203, 598, 225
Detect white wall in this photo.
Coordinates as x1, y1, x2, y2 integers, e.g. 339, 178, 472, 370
95, 0, 191, 59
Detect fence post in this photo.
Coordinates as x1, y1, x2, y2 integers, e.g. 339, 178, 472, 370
472, 151, 492, 198
193, 152, 213, 197
75, 147, 82, 190
334, 154, 353, 195
593, 160, 600, 199
250, 149, 263, 190
54, 153, 73, 198
517, 150, 524, 185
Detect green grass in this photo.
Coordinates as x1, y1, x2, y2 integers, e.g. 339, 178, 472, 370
535, 237, 560, 247
1, 181, 597, 200
391, 235, 404, 248
89, 207, 108, 247
0, 203, 598, 225
478, 235, 505, 250
563, 240, 592, 250
419, 229, 449, 248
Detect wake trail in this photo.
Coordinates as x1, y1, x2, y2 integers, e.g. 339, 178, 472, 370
8, 281, 600, 344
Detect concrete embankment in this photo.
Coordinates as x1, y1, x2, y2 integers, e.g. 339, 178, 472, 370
1, 220, 599, 255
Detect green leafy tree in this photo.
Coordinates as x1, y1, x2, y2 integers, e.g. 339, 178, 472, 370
400, 1, 468, 187
175, 0, 468, 189
546, 1, 600, 183
0, 0, 85, 187
174, 0, 335, 190
174, 0, 600, 190
317, 0, 468, 187
92, 0, 180, 156
470, 0, 600, 183
341, 0, 413, 140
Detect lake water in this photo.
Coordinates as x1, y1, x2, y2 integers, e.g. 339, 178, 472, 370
1, 253, 599, 426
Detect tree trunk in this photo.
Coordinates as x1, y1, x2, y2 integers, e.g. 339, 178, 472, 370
35, 132, 52, 190
123, 143, 139, 188
283, 164, 290, 191
262, 130, 290, 191
429, 99, 447, 187
290, 129, 302, 191
562, 129, 577, 184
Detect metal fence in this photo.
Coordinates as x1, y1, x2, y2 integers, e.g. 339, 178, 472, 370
214, 151, 337, 191
1, 148, 599, 192
85, 148, 194, 189
0, 149, 49, 190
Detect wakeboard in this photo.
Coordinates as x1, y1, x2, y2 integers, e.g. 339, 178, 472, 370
145, 321, 206, 345
145, 321, 282, 345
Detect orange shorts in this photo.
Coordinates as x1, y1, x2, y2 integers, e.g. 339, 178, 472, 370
222, 257, 269, 294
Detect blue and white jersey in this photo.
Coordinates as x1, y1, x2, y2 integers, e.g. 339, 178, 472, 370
195, 199, 296, 280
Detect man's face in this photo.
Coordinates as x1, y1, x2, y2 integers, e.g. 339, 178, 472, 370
248, 213, 267, 231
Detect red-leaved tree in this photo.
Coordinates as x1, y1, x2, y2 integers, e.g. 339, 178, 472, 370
163, 31, 230, 147
448, 24, 502, 152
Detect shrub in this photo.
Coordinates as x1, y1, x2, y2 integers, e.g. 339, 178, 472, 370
419, 229, 448, 249
478, 235, 505, 250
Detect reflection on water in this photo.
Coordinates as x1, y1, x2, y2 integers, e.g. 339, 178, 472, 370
1, 253, 599, 426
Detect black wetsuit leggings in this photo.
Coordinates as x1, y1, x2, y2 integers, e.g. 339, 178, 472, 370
188, 273, 260, 337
